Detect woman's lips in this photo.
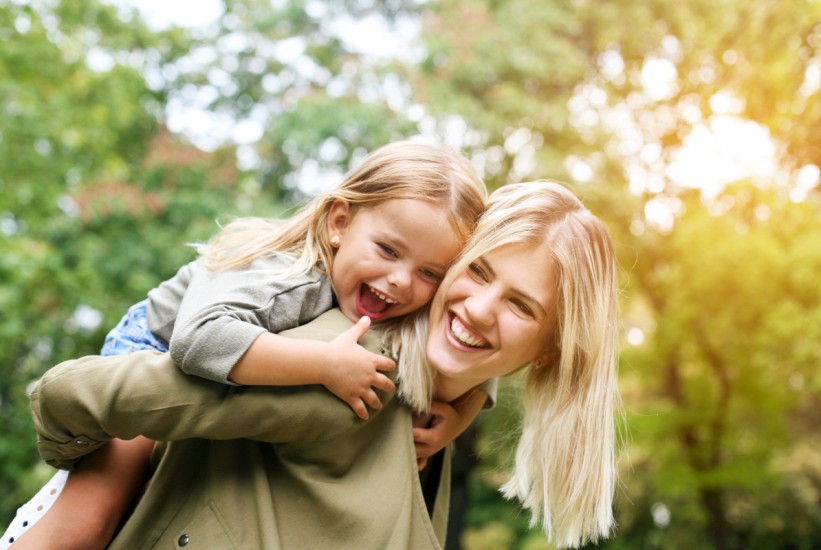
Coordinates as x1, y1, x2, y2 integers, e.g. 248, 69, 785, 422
447, 312, 489, 349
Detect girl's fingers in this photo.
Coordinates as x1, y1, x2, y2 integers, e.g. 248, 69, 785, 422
363, 390, 382, 411
349, 399, 369, 420
372, 373, 395, 393
375, 356, 396, 372
343, 316, 372, 342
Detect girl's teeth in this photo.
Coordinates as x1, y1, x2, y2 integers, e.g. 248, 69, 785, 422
450, 317, 484, 348
370, 287, 396, 304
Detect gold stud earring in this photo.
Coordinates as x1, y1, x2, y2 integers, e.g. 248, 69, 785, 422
331, 235, 341, 247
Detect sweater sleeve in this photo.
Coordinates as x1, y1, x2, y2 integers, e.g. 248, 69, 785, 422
168, 257, 333, 384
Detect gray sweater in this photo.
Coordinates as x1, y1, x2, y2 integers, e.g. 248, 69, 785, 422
146, 254, 334, 383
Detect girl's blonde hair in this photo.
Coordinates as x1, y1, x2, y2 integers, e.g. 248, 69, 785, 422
200, 141, 487, 278
389, 181, 620, 548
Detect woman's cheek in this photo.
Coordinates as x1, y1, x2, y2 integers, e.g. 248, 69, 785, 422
445, 276, 474, 302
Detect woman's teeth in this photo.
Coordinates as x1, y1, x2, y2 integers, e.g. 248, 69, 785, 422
450, 317, 484, 348
370, 287, 396, 304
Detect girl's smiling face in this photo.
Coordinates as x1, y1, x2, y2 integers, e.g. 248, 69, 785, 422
327, 198, 462, 323
426, 240, 559, 388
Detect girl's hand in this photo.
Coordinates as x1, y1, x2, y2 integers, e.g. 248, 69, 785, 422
325, 316, 396, 420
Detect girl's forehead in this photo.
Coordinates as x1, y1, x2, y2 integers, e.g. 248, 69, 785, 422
367, 198, 462, 249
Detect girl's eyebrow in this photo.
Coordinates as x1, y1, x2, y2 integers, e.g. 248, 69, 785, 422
480, 255, 547, 317
376, 228, 407, 248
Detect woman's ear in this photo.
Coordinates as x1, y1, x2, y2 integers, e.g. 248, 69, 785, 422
534, 346, 558, 369
327, 199, 350, 248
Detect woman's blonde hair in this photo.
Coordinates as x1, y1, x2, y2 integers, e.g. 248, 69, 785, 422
389, 181, 620, 547
199, 141, 487, 278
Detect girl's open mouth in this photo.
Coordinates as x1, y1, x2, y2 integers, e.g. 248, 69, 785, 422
355, 284, 399, 321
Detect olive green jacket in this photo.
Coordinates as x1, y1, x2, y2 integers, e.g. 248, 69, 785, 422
31, 310, 450, 549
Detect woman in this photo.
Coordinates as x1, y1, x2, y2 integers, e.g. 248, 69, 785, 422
26, 181, 620, 549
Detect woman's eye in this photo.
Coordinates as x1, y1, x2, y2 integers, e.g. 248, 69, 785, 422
378, 243, 398, 258
512, 300, 535, 318
468, 262, 487, 281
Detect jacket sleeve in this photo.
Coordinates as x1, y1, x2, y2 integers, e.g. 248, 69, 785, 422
31, 312, 386, 470
32, 351, 365, 470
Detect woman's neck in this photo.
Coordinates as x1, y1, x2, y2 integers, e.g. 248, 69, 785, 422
432, 374, 481, 404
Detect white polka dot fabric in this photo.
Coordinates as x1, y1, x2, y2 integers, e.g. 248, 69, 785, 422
1, 470, 68, 548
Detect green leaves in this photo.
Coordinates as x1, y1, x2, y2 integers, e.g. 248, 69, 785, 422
3, 1, 821, 547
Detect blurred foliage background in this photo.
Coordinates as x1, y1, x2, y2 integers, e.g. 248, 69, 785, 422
2, 1, 820, 548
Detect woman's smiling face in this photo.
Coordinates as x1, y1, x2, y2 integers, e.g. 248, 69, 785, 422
426, 240, 559, 388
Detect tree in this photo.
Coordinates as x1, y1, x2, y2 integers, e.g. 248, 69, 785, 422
7, 1, 820, 547
158, 0, 423, 203
411, 1, 821, 547
1, 0, 428, 525
0, 0, 254, 523
1, 0, 163, 519
618, 184, 821, 548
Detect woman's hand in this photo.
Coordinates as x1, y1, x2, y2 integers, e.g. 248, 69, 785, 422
413, 388, 488, 470
413, 401, 459, 469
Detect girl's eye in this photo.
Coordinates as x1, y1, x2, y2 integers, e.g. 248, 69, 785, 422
419, 269, 443, 283
468, 262, 487, 282
378, 243, 398, 258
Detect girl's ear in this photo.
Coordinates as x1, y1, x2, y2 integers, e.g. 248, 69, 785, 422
327, 199, 351, 248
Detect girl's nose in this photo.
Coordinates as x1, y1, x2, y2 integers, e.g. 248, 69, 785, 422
387, 267, 412, 291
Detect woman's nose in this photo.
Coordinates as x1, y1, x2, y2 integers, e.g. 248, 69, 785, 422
464, 288, 496, 327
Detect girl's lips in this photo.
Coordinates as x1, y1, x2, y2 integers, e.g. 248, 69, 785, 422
447, 312, 490, 350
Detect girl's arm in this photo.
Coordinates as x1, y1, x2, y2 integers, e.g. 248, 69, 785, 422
166, 258, 394, 419
229, 316, 396, 419
11, 437, 153, 550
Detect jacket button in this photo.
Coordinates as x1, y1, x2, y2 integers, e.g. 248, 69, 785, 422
178, 533, 190, 547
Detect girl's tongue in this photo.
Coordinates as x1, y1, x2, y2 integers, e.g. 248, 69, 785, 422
356, 284, 394, 319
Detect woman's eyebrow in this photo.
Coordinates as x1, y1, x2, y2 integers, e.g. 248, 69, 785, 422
514, 289, 546, 316
483, 256, 546, 316
477, 256, 494, 277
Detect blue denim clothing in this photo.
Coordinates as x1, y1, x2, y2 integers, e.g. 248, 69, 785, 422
101, 299, 169, 356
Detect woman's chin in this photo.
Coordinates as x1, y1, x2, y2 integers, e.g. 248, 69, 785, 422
429, 351, 471, 381
427, 344, 457, 377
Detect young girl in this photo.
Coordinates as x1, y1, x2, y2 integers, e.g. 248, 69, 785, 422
4, 140, 488, 549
